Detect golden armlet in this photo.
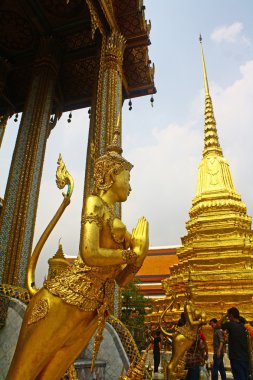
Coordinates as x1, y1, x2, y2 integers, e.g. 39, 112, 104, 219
81, 215, 103, 228
122, 249, 137, 264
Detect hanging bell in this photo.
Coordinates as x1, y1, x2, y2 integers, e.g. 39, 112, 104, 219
128, 99, 132, 111
67, 111, 72, 123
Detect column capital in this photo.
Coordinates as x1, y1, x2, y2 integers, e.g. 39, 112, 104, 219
34, 36, 64, 76
105, 32, 126, 69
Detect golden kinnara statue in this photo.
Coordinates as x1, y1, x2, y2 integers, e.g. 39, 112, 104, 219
161, 280, 206, 380
6, 131, 149, 380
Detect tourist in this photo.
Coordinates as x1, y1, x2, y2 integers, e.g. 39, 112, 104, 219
219, 307, 249, 380
209, 318, 226, 380
152, 330, 162, 373
185, 328, 208, 380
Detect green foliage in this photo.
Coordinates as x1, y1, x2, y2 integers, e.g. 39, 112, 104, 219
121, 279, 152, 351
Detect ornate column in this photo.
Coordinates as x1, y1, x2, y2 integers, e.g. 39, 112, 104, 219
100, 31, 125, 153
82, 31, 125, 318
0, 37, 62, 286
84, 31, 125, 200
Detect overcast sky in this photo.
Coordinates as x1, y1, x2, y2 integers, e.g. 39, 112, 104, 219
1, 0, 253, 285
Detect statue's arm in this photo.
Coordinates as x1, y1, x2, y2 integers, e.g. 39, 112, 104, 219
79, 195, 130, 267
124, 230, 131, 249
115, 263, 141, 287
185, 304, 202, 326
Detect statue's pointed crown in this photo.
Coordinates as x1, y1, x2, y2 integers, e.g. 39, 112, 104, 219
93, 129, 133, 193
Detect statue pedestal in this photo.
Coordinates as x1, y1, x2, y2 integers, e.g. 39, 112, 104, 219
0, 298, 26, 379
74, 360, 106, 380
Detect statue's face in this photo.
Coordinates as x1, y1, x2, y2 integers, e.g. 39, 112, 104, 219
112, 169, 131, 202
194, 309, 201, 318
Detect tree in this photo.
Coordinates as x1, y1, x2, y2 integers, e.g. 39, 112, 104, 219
121, 279, 152, 351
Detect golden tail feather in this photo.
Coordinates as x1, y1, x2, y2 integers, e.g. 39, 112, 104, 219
159, 290, 177, 338
26, 154, 74, 296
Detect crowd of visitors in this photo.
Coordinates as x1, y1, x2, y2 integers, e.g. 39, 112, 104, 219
184, 306, 250, 380
145, 306, 251, 379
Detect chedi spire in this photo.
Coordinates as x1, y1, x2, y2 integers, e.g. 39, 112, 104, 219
191, 35, 240, 202
199, 34, 223, 158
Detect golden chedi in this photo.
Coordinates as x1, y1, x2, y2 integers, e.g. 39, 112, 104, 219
160, 36, 253, 331
161, 280, 206, 380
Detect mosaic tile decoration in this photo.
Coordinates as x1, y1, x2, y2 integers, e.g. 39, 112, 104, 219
18, 80, 54, 286
113, 284, 121, 318
99, 70, 108, 156
0, 295, 9, 328
0, 80, 39, 281
0, 284, 30, 305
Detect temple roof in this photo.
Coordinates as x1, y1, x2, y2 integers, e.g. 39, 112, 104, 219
0, 0, 156, 114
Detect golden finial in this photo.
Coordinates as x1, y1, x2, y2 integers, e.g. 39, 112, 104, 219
199, 34, 209, 96
53, 238, 65, 259
107, 128, 123, 155
186, 267, 193, 300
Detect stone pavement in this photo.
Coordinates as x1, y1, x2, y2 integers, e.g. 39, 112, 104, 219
151, 371, 234, 379
150, 370, 234, 379
152, 372, 164, 379
144, 350, 234, 380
